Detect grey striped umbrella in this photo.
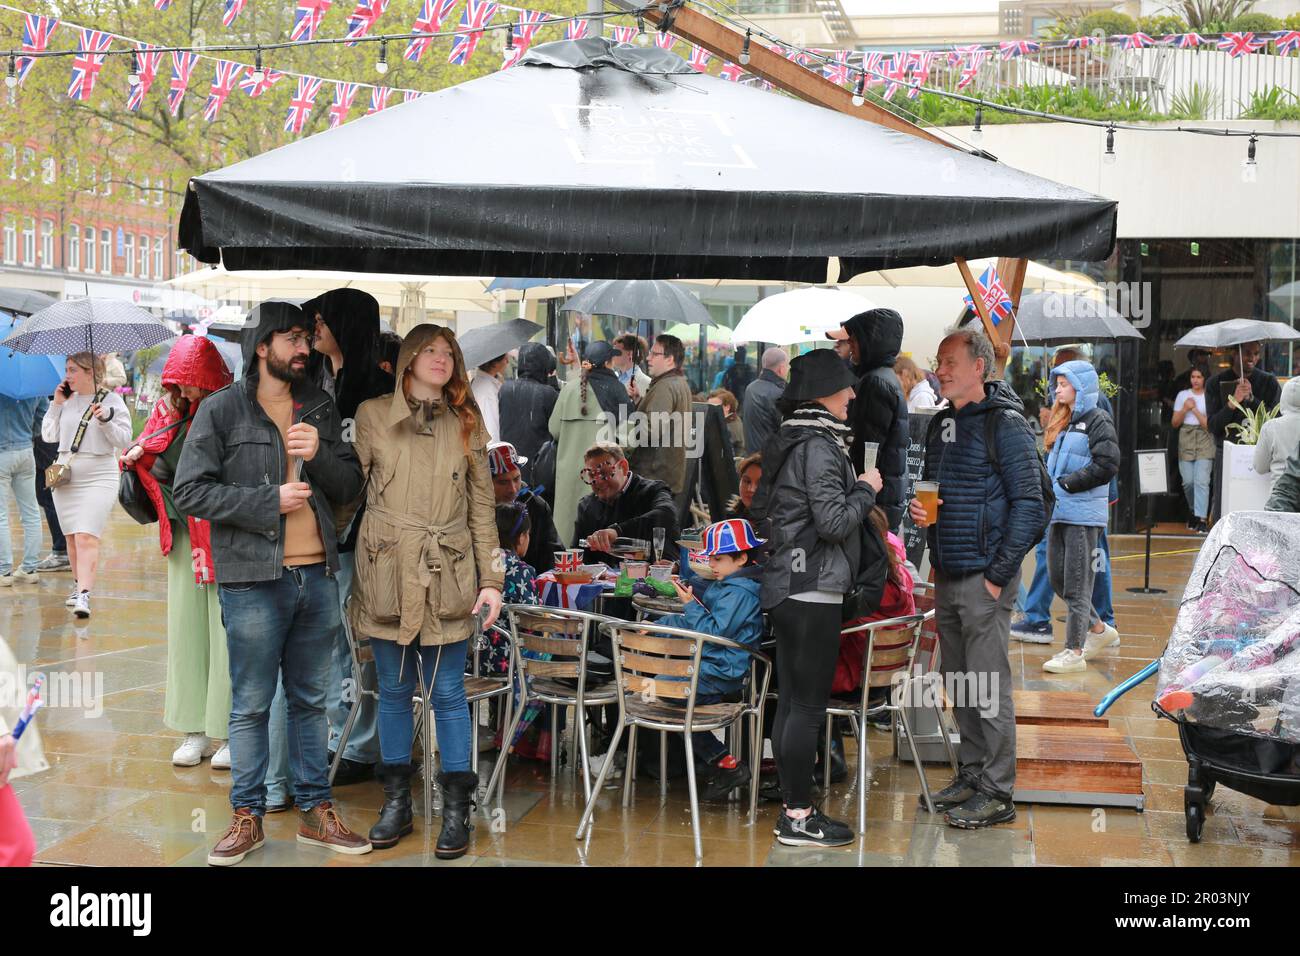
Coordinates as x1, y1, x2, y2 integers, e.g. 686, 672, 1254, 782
0, 298, 175, 356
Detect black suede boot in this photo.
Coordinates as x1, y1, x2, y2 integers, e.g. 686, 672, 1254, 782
368, 762, 413, 849
435, 770, 478, 860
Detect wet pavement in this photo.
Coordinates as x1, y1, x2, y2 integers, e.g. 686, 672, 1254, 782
4, 510, 1299, 867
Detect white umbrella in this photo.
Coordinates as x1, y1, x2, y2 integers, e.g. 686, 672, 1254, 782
730, 287, 876, 345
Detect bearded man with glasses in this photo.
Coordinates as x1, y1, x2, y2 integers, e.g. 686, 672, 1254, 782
571, 441, 679, 565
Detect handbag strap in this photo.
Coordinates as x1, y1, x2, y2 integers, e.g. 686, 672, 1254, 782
69, 388, 110, 455
136, 414, 193, 447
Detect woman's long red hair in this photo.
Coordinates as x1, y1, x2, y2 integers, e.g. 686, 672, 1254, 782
402, 325, 480, 453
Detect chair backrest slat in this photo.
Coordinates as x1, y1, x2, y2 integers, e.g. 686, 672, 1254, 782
518, 634, 584, 658
622, 673, 692, 700
617, 631, 697, 658
620, 650, 695, 679
515, 611, 583, 635
521, 659, 581, 678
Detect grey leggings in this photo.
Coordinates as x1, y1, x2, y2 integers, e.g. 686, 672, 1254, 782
1047, 523, 1101, 651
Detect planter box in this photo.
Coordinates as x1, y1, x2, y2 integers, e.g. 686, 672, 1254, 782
1220, 440, 1273, 516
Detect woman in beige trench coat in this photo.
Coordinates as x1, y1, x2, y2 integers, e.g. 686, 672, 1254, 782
349, 324, 504, 859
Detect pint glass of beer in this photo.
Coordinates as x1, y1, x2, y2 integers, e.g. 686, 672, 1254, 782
915, 481, 940, 525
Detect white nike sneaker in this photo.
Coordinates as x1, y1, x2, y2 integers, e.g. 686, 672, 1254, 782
1043, 649, 1086, 674
1082, 623, 1121, 660
173, 733, 214, 767
210, 742, 232, 770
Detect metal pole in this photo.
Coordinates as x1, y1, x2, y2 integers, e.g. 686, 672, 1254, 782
587, 0, 602, 37
1127, 495, 1167, 595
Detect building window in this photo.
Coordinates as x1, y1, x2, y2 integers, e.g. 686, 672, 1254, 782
100, 228, 111, 275
20, 148, 34, 181
174, 249, 187, 277
153, 180, 164, 206
40, 219, 53, 269
83, 226, 94, 273
139, 176, 150, 205
101, 169, 111, 197
21, 218, 34, 266
88, 166, 98, 195
41, 157, 55, 185
68, 223, 80, 272
124, 233, 135, 277
154, 237, 164, 279
4, 144, 15, 180
137, 234, 148, 279
2, 219, 15, 264
66, 156, 77, 190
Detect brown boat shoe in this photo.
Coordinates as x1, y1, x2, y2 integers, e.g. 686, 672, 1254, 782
208, 808, 265, 866
297, 800, 372, 855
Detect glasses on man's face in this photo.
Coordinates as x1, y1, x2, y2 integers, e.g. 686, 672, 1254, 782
648, 350, 665, 360
580, 464, 620, 485
278, 331, 313, 349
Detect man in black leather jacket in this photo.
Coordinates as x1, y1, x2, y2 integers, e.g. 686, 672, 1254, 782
572, 441, 678, 563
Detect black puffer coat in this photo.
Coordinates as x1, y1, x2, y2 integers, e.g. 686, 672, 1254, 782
842, 308, 909, 530
500, 342, 559, 484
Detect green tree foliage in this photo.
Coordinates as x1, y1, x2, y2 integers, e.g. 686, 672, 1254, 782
1224, 12, 1283, 32
1075, 12, 1139, 37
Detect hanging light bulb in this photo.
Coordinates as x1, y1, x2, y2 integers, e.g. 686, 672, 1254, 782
1103, 124, 1116, 165
739, 30, 751, 65
1246, 133, 1257, 166
251, 48, 264, 84
4, 55, 15, 90
375, 38, 388, 75
971, 103, 983, 142
506, 25, 515, 51
636, 15, 649, 46
851, 71, 865, 107
128, 50, 141, 87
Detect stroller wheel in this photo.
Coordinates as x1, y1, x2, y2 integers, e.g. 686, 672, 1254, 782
1183, 791, 1205, 843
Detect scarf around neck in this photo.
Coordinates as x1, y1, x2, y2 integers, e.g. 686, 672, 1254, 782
782, 404, 854, 460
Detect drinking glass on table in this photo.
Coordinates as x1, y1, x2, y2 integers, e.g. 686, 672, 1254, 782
652, 527, 666, 564
915, 481, 940, 526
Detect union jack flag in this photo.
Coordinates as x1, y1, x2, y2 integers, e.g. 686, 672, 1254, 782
1066, 36, 1100, 49
1120, 32, 1154, 49
126, 44, 165, 111
905, 50, 937, 97
449, 0, 499, 65
290, 0, 333, 43
1218, 32, 1265, 57
503, 10, 552, 68
368, 86, 391, 113
687, 44, 712, 72
948, 42, 982, 65
405, 0, 459, 61
998, 39, 1039, 59
565, 18, 588, 40
655, 31, 676, 51
155, 0, 173, 9
822, 49, 850, 86
859, 51, 883, 86
167, 50, 199, 116
880, 54, 908, 101
239, 68, 285, 97
345, 0, 390, 46
1274, 31, 1300, 56
1163, 33, 1204, 49
222, 0, 247, 28
329, 81, 360, 127
67, 29, 113, 101
15, 14, 59, 86
719, 61, 744, 82
611, 25, 636, 45
962, 265, 1014, 326
285, 75, 323, 133
404, 89, 424, 102
203, 60, 245, 121
957, 47, 987, 91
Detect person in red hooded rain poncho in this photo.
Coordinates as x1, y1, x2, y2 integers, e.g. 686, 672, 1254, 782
120, 335, 235, 770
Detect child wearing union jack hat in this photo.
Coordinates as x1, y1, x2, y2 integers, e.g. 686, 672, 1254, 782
656, 518, 766, 801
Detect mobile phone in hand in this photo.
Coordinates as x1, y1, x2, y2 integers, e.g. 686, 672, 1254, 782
60, 381, 72, 398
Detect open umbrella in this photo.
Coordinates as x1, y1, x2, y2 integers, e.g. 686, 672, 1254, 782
457, 318, 544, 369
1174, 318, 1300, 350
1, 298, 176, 358
0, 288, 57, 316
730, 287, 876, 345
559, 280, 714, 327
963, 291, 1145, 345
0, 312, 63, 399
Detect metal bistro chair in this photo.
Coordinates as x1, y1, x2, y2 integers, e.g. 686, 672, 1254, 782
483, 605, 619, 808
330, 597, 373, 787
824, 610, 957, 833
575, 619, 772, 861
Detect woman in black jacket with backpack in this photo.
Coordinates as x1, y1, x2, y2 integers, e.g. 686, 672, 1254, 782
751, 349, 882, 848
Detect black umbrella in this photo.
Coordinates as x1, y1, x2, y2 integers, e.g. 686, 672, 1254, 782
179, 38, 1116, 282
964, 291, 1145, 345
560, 280, 714, 327
0, 288, 57, 316
458, 318, 544, 369
0, 299, 176, 375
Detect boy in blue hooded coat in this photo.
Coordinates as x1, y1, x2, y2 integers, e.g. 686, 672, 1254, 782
1041, 360, 1120, 674
660, 518, 765, 799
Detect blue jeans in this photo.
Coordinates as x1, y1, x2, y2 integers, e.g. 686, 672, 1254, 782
370, 637, 471, 771
219, 565, 339, 816
326, 551, 380, 763
0, 447, 42, 576
1018, 531, 1114, 628
1179, 458, 1212, 520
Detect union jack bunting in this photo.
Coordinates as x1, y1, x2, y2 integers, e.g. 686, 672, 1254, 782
1274, 31, 1300, 55
203, 60, 246, 121
403, 89, 424, 102
290, 0, 333, 43
1218, 32, 1266, 57
239, 68, 285, 97
859, 51, 883, 86
998, 39, 1039, 59
285, 75, 323, 132
367, 85, 391, 113
345, 0, 390, 46
15, 14, 59, 86
564, 18, 588, 40
957, 48, 987, 91
880, 54, 908, 101
448, 0, 499, 65
611, 25, 637, 45
1120, 32, 1154, 49
687, 44, 712, 71
822, 49, 850, 86
329, 81, 360, 127
405, 0, 459, 61
719, 61, 744, 82
1065, 35, 1100, 48
962, 264, 1014, 326
655, 31, 676, 51
905, 50, 937, 97
948, 42, 982, 65
1163, 33, 1204, 49
67, 29, 113, 101
167, 51, 199, 116
155, 0, 173, 9
502, 10, 551, 68
126, 44, 165, 111
222, 0, 248, 28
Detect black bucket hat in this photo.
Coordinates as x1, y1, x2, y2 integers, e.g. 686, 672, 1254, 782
784, 348, 857, 403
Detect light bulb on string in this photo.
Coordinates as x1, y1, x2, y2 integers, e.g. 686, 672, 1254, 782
851, 71, 865, 107
251, 48, 264, 84
1103, 124, 1116, 165
375, 38, 388, 75
971, 103, 983, 142
128, 51, 141, 86
739, 30, 751, 65
506, 26, 515, 51
5, 55, 16, 90
1247, 133, 1257, 166
636, 15, 649, 46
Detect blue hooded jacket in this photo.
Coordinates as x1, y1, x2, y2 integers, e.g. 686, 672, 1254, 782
1045, 360, 1120, 527
658, 563, 763, 696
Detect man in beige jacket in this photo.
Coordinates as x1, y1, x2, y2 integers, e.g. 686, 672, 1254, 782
627, 334, 694, 495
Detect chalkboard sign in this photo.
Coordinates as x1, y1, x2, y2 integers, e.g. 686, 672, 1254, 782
900, 409, 938, 570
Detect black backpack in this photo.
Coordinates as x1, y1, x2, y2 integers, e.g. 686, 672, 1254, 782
925, 407, 1056, 517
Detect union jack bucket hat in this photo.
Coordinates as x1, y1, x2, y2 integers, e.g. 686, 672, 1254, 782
487, 441, 527, 478
700, 518, 766, 556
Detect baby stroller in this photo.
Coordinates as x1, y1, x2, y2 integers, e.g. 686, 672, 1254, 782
1097, 511, 1300, 842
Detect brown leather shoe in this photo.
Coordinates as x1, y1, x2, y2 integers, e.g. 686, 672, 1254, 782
297, 801, 372, 855
207, 809, 265, 866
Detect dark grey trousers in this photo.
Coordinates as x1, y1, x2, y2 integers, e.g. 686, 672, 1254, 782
934, 568, 1020, 800
1047, 523, 1101, 652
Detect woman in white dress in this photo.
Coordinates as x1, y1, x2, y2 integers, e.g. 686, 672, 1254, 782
40, 353, 132, 619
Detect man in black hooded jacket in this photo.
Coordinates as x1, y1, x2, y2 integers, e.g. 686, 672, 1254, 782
303, 289, 395, 423
500, 342, 559, 487
827, 308, 909, 531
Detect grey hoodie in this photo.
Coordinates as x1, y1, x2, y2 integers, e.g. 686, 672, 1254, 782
1254, 378, 1300, 483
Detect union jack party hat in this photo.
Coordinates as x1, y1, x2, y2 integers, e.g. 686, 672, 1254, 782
700, 519, 765, 556
487, 441, 527, 477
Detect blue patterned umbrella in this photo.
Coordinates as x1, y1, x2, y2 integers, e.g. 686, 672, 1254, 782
0, 298, 175, 361
0, 311, 63, 399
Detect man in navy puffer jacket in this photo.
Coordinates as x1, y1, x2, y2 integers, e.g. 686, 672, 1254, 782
909, 328, 1047, 830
